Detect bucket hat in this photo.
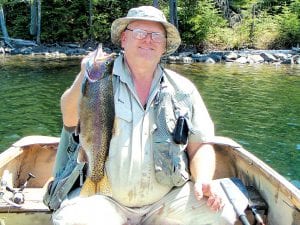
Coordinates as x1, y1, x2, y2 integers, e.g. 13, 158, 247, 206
111, 6, 181, 56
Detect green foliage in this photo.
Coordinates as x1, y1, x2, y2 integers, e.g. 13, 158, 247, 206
41, 0, 89, 43
0, 0, 7, 5
4, 1, 30, 39
290, 0, 300, 14
39, 0, 154, 43
178, 0, 227, 50
1, 0, 299, 49
251, 11, 280, 49
90, 0, 144, 43
257, 0, 294, 14
219, 0, 300, 49
274, 3, 300, 47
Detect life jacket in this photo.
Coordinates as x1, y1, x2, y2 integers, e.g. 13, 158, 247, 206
152, 68, 193, 187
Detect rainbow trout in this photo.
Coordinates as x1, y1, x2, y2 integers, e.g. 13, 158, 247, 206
77, 47, 116, 197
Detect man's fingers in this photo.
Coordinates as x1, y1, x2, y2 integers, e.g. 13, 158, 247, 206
195, 181, 225, 211
207, 194, 225, 211
194, 181, 204, 200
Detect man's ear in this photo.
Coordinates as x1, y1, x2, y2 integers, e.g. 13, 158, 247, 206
121, 31, 126, 48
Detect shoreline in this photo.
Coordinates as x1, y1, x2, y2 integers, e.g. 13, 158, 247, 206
168, 49, 300, 65
0, 43, 300, 65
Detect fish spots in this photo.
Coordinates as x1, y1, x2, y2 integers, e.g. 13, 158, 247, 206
78, 55, 116, 197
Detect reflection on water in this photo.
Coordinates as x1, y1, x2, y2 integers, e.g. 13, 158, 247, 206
0, 56, 299, 182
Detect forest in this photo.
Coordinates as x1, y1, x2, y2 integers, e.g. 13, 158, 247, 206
0, 0, 300, 52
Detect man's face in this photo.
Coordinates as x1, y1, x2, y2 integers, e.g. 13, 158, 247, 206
121, 20, 166, 64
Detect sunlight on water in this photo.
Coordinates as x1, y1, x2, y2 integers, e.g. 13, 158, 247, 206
0, 56, 299, 182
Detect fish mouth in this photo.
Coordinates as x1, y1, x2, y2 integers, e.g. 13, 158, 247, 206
86, 64, 102, 82
85, 55, 115, 82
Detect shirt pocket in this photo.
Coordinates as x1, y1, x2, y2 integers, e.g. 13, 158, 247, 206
152, 136, 190, 187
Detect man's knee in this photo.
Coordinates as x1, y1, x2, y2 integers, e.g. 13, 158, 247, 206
143, 181, 237, 225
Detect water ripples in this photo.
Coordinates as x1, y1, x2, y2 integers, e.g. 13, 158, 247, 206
168, 63, 300, 181
0, 56, 81, 150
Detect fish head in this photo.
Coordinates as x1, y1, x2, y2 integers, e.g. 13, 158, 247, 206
85, 54, 116, 82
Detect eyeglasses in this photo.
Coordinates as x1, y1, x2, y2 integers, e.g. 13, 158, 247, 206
125, 27, 166, 43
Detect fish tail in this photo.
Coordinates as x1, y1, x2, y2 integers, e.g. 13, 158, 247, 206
80, 177, 97, 197
96, 174, 112, 196
80, 175, 112, 197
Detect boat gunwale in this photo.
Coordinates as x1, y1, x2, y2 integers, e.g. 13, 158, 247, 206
5, 135, 299, 207
220, 137, 300, 211
0, 135, 299, 224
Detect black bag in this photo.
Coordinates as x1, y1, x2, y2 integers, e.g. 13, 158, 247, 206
173, 116, 189, 145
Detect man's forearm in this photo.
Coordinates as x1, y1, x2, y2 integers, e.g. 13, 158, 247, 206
188, 143, 216, 183
61, 71, 84, 127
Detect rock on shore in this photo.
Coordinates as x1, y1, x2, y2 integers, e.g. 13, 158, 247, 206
1, 41, 299, 65
0, 41, 106, 58
168, 49, 300, 65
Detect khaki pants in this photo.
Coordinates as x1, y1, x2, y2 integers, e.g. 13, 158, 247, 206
52, 181, 237, 225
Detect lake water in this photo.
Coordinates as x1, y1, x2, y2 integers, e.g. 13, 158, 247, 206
0, 55, 299, 183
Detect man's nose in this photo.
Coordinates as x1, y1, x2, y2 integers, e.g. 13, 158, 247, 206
144, 33, 152, 43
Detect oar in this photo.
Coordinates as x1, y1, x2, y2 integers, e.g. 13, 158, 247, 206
220, 178, 250, 225
220, 178, 266, 225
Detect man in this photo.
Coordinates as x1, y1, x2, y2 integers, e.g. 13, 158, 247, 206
52, 5, 237, 225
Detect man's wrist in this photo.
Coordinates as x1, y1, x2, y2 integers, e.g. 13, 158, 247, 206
194, 179, 211, 185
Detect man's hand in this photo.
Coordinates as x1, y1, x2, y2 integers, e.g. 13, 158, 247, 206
194, 180, 225, 211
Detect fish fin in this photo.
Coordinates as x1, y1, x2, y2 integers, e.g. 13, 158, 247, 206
77, 147, 88, 163
80, 175, 112, 197
80, 177, 97, 197
96, 174, 112, 196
